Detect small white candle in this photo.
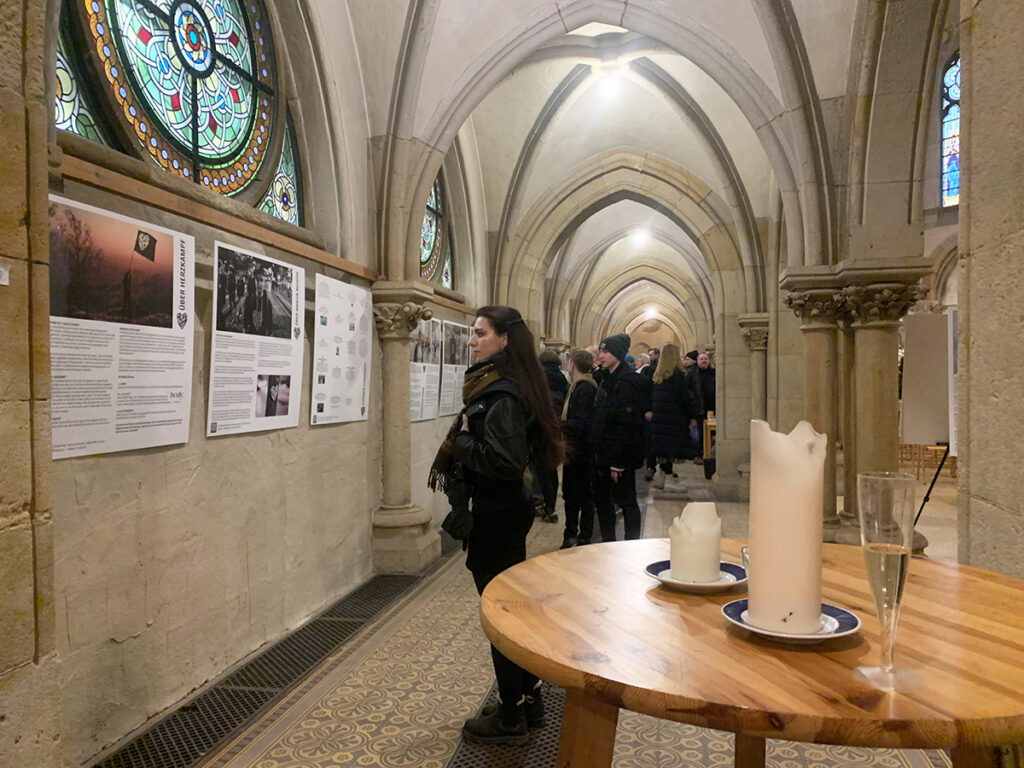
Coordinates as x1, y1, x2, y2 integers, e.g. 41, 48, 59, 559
747, 420, 826, 634
669, 502, 721, 583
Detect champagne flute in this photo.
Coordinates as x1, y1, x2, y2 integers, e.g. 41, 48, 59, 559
854, 472, 924, 692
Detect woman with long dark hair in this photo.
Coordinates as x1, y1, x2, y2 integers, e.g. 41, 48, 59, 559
428, 305, 563, 744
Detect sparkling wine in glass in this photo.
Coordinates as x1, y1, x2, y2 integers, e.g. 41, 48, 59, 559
854, 472, 924, 692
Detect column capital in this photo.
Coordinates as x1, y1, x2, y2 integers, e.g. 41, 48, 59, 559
784, 289, 844, 329
372, 282, 434, 340
372, 302, 432, 340
840, 282, 927, 327
542, 339, 570, 353
738, 313, 769, 352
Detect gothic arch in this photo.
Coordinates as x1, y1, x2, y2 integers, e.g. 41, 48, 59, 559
382, 0, 838, 285
546, 228, 713, 338
497, 149, 757, 329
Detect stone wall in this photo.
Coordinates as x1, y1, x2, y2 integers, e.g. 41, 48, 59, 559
957, 0, 1024, 577
50, 184, 381, 764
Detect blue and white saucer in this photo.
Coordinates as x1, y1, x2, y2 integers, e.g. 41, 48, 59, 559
644, 560, 747, 593
721, 599, 861, 644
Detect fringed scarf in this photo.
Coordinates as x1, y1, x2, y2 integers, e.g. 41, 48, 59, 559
427, 362, 504, 493
561, 374, 596, 420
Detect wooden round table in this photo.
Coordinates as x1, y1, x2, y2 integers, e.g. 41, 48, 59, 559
480, 538, 1024, 768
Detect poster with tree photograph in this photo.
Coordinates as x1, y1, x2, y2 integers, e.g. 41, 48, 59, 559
207, 242, 305, 436
48, 195, 195, 459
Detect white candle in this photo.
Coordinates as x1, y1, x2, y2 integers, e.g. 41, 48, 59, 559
669, 502, 721, 583
747, 420, 826, 633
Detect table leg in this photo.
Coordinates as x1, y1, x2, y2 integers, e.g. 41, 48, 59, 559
734, 734, 766, 768
950, 745, 1004, 768
557, 688, 618, 768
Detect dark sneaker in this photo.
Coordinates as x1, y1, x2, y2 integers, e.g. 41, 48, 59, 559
559, 537, 575, 550
644, 468, 655, 481
480, 694, 545, 729
541, 511, 559, 523
463, 703, 528, 745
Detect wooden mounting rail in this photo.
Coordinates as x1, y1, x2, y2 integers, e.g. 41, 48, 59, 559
59, 155, 378, 283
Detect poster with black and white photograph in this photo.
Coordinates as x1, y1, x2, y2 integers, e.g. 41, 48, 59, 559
438, 320, 471, 416
409, 317, 442, 421
207, 242, 304, 436
310, 274, 372, 425
48, 195, 195, 459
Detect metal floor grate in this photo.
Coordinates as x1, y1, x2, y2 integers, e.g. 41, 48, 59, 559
93, 574, 425, 768
447, 684, 566, 768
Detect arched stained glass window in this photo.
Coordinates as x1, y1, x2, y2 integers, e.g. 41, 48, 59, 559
258, 113, 302, 226
55, 28, 108, 143
79, 0, 276, 195
420, 172, 454, 290
941, 53, 961, 208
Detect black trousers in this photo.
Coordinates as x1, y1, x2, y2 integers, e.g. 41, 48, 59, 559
561, 461, 594, 542
593, 466, 641, 541
538, 467, 559, 513
472, 571, 539, 705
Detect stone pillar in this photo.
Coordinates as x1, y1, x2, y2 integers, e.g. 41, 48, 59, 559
371, 283, 441, 573
739, 314, 769, 422
0, 2, 62, 766
841, 283, 924, 478
840, 324, 858, 521
784, 290, 842, 525
958, 0, 1024, 577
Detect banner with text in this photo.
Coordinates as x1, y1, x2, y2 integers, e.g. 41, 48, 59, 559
439, 321, 471, 416
310, 274, 372, 425
207, 242, 305, 436
48, 195, 195, 459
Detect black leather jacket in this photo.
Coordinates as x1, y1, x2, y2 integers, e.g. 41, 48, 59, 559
451, 378, 532, 512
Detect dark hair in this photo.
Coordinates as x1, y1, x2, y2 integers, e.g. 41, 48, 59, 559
538, 349, 560, 365
475, 305, 565, 469
568, 348, 593, 372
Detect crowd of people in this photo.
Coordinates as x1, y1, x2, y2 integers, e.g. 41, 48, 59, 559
428, 304, 716, 745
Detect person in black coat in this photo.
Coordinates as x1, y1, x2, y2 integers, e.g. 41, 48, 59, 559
428, 305, 564, 745
560, 348, 597, 548
591, 333, 647, 541
645, 344, 703, 483
536, 350, 568, 522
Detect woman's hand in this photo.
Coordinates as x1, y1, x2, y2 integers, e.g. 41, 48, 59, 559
461, 414, 469, 432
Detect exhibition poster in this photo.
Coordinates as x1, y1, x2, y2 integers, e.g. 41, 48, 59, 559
409, 317, 442, 421
438, 321, 471, 416
48, 195, 195, 459
310, 274, 372, 425
207, 242, 304, 436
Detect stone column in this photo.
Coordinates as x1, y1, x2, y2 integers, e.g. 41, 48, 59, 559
841, 283, 924, 478
840, 324, 858, 521
784, 290, 842, 525
0, 2, 61, 766
371, 283, 441, 573
739, 314, 769, 422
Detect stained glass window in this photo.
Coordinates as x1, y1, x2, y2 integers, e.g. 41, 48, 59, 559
258, 113, 301, 225
55, 29, 107, 143
81, 0, 277, 195
420, 172, 454, 289
941, 53, 960, 208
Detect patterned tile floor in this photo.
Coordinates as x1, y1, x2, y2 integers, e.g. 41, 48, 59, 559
203, 467, 951, 768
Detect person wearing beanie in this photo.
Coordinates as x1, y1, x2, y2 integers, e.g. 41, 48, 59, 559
598, 333, 630, 362
589, 333, 648, 541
